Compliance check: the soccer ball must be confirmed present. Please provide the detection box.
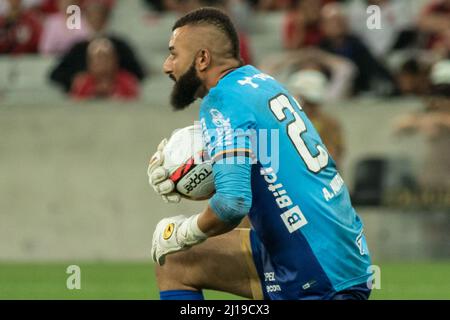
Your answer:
[163,125,215,200]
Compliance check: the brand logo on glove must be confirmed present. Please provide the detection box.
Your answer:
[163,223,175,240]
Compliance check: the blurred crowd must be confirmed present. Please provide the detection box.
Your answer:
[0,0,449,100]
[0,0,146,99]
[0,0,448,195]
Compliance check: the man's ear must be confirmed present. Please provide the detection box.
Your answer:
[196,49,211,72]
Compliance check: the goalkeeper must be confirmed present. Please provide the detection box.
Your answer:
[148,7,372,300]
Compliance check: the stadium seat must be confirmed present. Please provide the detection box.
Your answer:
[351,156,417,206]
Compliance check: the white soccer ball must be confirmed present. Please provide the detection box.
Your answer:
[163,125,215,200]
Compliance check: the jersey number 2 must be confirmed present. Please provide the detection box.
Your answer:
[269,94,329,173]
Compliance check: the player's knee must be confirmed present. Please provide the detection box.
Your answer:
[155,251,184,282]
[155,250,202,290]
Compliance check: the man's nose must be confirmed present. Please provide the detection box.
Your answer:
[163,57,172,75]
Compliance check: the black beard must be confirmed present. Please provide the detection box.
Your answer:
[170,62,202,110]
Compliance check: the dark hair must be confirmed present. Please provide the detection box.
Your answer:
[400,58,421,74]
[430,84,450,97]
[172,7,241,60]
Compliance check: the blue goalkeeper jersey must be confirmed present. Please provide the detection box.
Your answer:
[199,65,371,299]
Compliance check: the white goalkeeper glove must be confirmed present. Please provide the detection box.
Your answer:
[151,214,207,266]
[147,138,181,203]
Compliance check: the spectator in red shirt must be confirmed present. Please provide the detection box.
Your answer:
[49,0,146,92]
[0,0,42,54]
[433,27,450,59]
[418,0,450,50]
[71,38,139,100]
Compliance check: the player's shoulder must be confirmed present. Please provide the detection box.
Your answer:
[202,65,269,109]
[219,64,273,91]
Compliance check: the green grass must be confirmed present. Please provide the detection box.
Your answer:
[0,261,449,300]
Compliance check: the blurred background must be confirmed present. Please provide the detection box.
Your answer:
[0,0,449,299]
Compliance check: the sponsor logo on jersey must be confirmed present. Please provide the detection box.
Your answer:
[260,166,309,233]
[280,206,308,233]
[237,73,274,88]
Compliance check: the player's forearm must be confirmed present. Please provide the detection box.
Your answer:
[195,161,252,237]
[197,204,240,237]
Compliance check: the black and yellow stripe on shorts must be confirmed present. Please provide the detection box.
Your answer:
[237,228,264,300]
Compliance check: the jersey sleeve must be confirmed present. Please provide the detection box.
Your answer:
[200,90,257,164]
[199,90,257,224]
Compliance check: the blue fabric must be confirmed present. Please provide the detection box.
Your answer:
[249,183,334,300]
[209,163,252,224]
[160,290,205,300]
[329,283,371,300]
[250,228,372,300]
[200,65,372,299]
[199,85,255,224]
